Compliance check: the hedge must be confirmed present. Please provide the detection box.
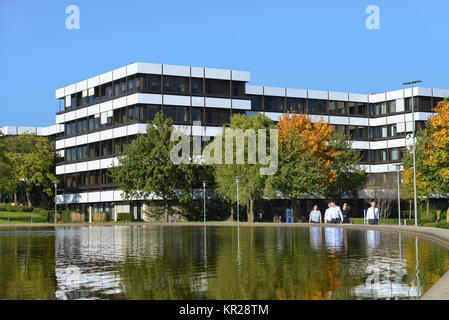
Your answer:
[0,204,34,212]
[117,212,134,222]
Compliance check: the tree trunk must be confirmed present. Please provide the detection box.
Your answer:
[247,199,254,223]
[13,192,18,206]
[426,199,430,217]
[164,202,169,223]
[25,188,32,207]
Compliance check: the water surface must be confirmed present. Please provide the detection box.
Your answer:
[0,225,448,300]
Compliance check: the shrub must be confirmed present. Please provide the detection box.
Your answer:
[117,212,133,222]
[92,211,109,222]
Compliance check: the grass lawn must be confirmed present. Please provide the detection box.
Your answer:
[0,211,48,224]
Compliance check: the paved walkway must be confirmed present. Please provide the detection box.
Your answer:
[1,221,449,299]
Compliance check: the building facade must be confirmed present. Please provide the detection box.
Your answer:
[3,62,448,220]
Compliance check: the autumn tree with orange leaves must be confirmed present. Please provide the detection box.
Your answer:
[266,113,339,219]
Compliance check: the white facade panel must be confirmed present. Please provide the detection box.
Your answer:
[264,112,282,122]
[87,76,100,88]
[415,87,433,97]
[205,127,223,137]
[65,111,76,122]
[286,88,307,98]
[231,70,250,82]
[76,107,88,119]
[100,101,113,113]
[191,67,204,78]
[55,88,65,99]
[100,158,115,169]
[370,164,390,173]
[369,117,387,126]
[112,66,127,80]
[65,163,76,174]
[205,97,231,109]
[307,90,328,100]
[100,129,113,141]
[76,162,88,172]
[370,140,388,149]
[88,160,100,171]
[113,96,127,109]
[191,96,204,107]
[137,93,162,105]
[56,165,65,175]
[163,94,190,106]
[101,191,114,202]
[75,80,88,92]
[76,135,87,145]
[245,85,263,95]
[329,116,349,125]
[329,91,348,101]
[87,104,100,116]
[65,84,76,95]
[135,62,162,75]
[309,115,327,123]
[397,122,405,133]
[348,93,368,103]
[352,141,370,149]
[88,192,101,203]
[386,114,404,125]
[99,71,113,85]
[405,121,414,132]
[113,126,127,138]
[87,132,100,143]
[349,117,369,126]
[368,93,386,103]
[433,88,449,98]
[65,137,76,148]
[396,98,405,112]
[388,138,406,148]
[56,114,65,124]
[163,64,190,77]
[204,68,230,80]
[264,86,285,97]
[55,139,65,150]
[386,90,403,100]
[232,99,251,110]
[192,125,205,136]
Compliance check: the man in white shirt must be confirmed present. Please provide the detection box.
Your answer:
[366,201,380,225]
[331,202,343,224]
[324,202,333,223]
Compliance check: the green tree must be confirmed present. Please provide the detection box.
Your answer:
[325,131,367,200]
[4,133,56,207]
[109,111,195,222]
[212,113,276,222]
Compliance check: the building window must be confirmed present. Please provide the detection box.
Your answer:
[231,81,246,97]
[145,75,161,92]
[205,79,230,96]
[191,78,203,95]
[163,106,176,120]
[146,105,160,122]
[381,126,388,138]
[249,95,262,110]
[391,148,400,161]
[390,124,397,137]
[163,76,175,93]
[387,100,396,113]
[192,107,203,123]
[205,108,230,126]
[175,77,189,94]
[176,106,189,123]
[264,96,284,111]
[286,98,305,113]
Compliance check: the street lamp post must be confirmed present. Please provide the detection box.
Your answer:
[236,177,240,223]
[203,181,206,223]
[54,182,58,225]
[395,164,401,226]
[402,80,422,227]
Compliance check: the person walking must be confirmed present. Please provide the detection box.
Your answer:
[331,202,343,224]
[324,202,333,223]
[366,201,379,225]
[342,203,351,224]
[309,205,322,223]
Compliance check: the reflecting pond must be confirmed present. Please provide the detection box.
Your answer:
[0,225,448,300]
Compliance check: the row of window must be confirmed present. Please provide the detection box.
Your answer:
[249,95,444,116]
[63,74,247,111]
[64,136,137,162]
[62,169,115,190]
[359,147,404,163]
[63,105,248,137]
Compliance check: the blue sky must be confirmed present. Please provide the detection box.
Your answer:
[1,0,448,126]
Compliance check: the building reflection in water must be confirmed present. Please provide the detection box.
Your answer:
[324,227,344,254]
[309,227,322,250]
